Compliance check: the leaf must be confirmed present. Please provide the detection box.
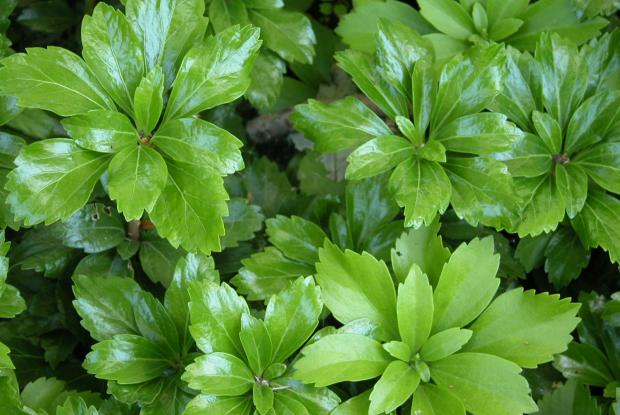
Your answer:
[515,175,565,237]
[84,334,172,384]
[420,328,472,362]
[486,0,528,24]
[6,139,110,226]
[0,47,115,116]
[465,288,579,368]
[184,395,252,415]
[556,163,588,218]
[164,25,261,121]
[208,0,249,33]
[182,352,254,396]
[82,3,144,115]
[571,189,620,263]
[388,158,451,229]
[73,252,133,279]
[249,8,315,64]
[431,44,505,130]
[316,240,398,340]
[554,342,614,387]
[253,383,274,415]
[430,353,538,415]
[56,396,99,415]
[392,223,448,289]
[273,394,310,414]
[266,215,327,264]
[335,0,434,53]
[153,117,244,175]
[72,275,142,341]
[336,49,408,119]
[294,333,391,386]
[53,203,125,253]
[133,66,164,135]
[189,281,249,357]
[544,227,590,289]
[139,234,185,286]
[292,97,391,153]
[107,144,168,221]
[432,237,500,333]
[433,113,522,155]
[233,248,315,301]
[574,142,620,194]
[265,277,322,363]
[149,160,229,254]
[240,313,272,376]
[410,383,465,415]
[61,110,137,153]
[165,253,219,353]
[419,0,475,40]
[535,379,602,415]
[397,265,433,353]
[375,19,434,95]
[246,50,286,110]
[133,291,180,356]
[368,360,420,415]
[346,135,413,180]
[221,198,264,249]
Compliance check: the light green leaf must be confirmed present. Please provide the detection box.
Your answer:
[316,240,398,340]
[134,66,164,135]
[149,160,229,253]
[397,265,433,353]
[369,360,420,415]
[84,334,171,384]
[233,247,315,301]
[411,59,437,138]
[555,163,588,218]
[153,117,244,175]
[388,158,451,229]
[82,3,144,115]
[383,341,411,362]
[253,383,274,415]
[346,135,413,180]
[410,383,465,415]
[0,47,115,116]
[294,333,391,386]
[420,328,472,362]
[184,395,252,415]
[515,175,565,237]
[573,142,620,194]
[266,215,327,264]
[535,379,602,415]
[165,253,219,353]
[430,353,538,415]
[246,50,286,110]
[249,8,315,64]
[72,275,142,341]
[275,377,340,414]
[264,277,321,363]
[240,313,272,375]
[487,0,528,24]
[336,49,409,119]
[291,97,391,153]
[164,25,261,121]
[273,394,310,414]
[432,237,500,333]
[182,352,254,396]
[446,156,520,230]
[62,110,137,153]
[208,0,249,33]
[571,189,620,263]
[418,0,475,40]
[189,281,249,357]
[464,288,580,368]
[6,139,110,226]
[391,219,450,285]
[532,111,562,155]
[107,144,168,221]
[433,113,522,155]
[56,396,99,415]
[499,132,553,178]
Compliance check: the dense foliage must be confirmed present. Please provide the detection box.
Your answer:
[0,0,619,414]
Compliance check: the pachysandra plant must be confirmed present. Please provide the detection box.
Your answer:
[73,253,219,413]
[335,0,611,58]
[232,174,401,300]
[493,31,620,265]
[181,277,340,414]
[0,0,261,254]
[205,0,316,109]
[293,19,523,231]
[294,234,580,415]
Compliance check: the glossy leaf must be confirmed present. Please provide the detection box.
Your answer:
[182,352,254,396]
[133,66,164,135]
[266,215,327,264]
[368,360,419,415]
[346,135,412,180]
[397,265,433,353]
[62,110,137,153]
[410,383,465,415]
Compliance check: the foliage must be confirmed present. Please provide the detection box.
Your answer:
[0,0,619,414]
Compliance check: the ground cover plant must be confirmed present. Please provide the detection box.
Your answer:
[0,0,619,414]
